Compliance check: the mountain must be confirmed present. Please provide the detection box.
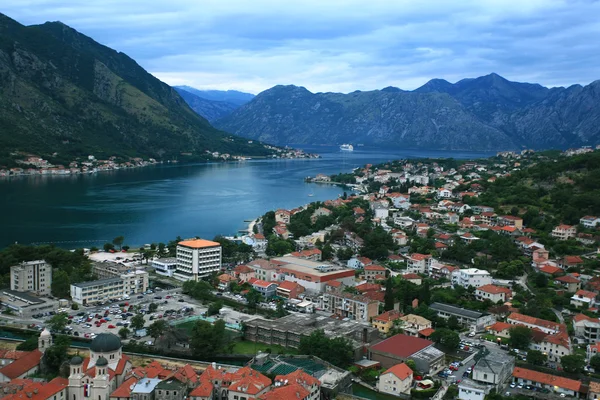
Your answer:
[174,86,255,106]
[174,88,238,122]
[0,14,271,164]
[215,74,600,151]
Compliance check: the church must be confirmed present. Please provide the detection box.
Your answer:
[68,333,132,400]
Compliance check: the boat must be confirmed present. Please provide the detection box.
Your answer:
[308,193,314,197]
[340,144,354,151]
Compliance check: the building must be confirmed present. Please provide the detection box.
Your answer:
[573,313,600,343]
[399,314,432,337]
[276,281,305,299]
[0,377,68,400]
[364,264,387,281]
[377,363,413,396]
[10,260,52,296]
[406,254,432,274]
[155,380,187,400]
[269,370,320,400]
[71,277,125,305]
[92,262,141,280]
[131,378,162,399]
[580,216,600,228]
[430,302,496,332]
[554,275,582,293]
[252,280,279,298]
[571,289,597,308]
[458,379,490,400]
[321,290,379,323]
[452,269,492,289]
[589,381,600,400]
[497,215,523,229]
[475,285,512,303]
[0,290,55,317]
[551,224,577,241]
[368,334,444,374]
[512,367,582,398]
[0,329,49,382]
[275,209,291,224]
[68,333,133,400]
[372,310,403,334]
[536,332,571,364]
[506,313,564,335]
[151,258,178,277]
[233,264,255,282]
[273,256,355,293]
[174,239,222,281]
[472,354,514,387]
[486,322,513,338]
[290,249,322,262]
[120,270,149,295]
[248,259,281,282]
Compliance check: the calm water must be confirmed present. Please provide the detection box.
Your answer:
[0,146,493,248]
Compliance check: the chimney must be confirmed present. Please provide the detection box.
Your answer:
[362,327,368,343]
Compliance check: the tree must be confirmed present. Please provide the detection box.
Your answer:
[430,328,460,350]
[298,329,354,368]
[71,303,79,310]
[405,359,417,373]
[112,236,125,250]
[51,270,71,299]
[321,244,334,260]
[534,273,549,288]
[190,319,227,359]
[337,247,354,261]
[42,335,71,374]
[103,243,115,252]
[508,326,532,350]
[47,313,68,332]
[118,327,130,339]
[526,350,547,365]
[246,288,262,309]
[275,301,287,318]
[447,316,460,331]
[149,303,158,312]
[384,278,395,311]
[207,301,223,316]
[130,314,145,331]
[561,354,585,373]
[590,354,600,371]
[147,320,169,340]
[17,336,38,351]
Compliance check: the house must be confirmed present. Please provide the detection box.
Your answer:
[497,215,523,229]
[372,202,390,219]
[388,193,411,209]
[443,212,459,224]
[430,302,496,332]
[560,255,584,270]
[401,273,422,285]
[252,233,268,252]
[275,209,291,224]
[268,370,320,400]
[437,188,453,198]
[276,281,305,299]
[538,264,562,277]
[364,265,387,281]
[512,367,582,398]
[273,223,290,239]
[372,310,404,334]
[554,275,582,292]
[347,257,372,269]
[472,353,515,387]
[1,377,68,400]
[311,207,332,224]
[434,242,448,252]
[406,254,432,274]
[377,363,413,396]
[429,263,458,280]
[247,259,281,282]
[535,332,571,364]
[573,313,600,343]
[589,381,600,400]
[252,280,279,298]
[552,224,577,241]
[217,273,236,291]
[290,249,322,262]
[452,268,492,289]
[531,248,550,269]
[392,232,408,246]
[507,313,564,335]
[321,290,380,322]
[580,216,600,228]
[475,285,512,303]
[399,314,432,337]
[233,264,255,283]
[459,232,480,243]
[486,321,513,338]
[587,342,600,361]
[368,334,444,374]
[571,289,597,308]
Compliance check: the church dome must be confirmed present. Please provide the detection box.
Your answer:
[90,333,122,353]
[40,328,51,337]
[96,356,108,367]
[70,355,83,365]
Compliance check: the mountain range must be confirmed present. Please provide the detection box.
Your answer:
[215,73,600,150]
[173,86,254,122]
[0,13,270,164]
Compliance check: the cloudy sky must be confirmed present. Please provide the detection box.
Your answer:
[4,0,600,94]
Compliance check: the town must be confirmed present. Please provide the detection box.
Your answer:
[2,146,600,400]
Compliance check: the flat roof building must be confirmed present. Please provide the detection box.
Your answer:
[273,256,355,292]
[174,239,222,281]
[0,289,55,317]
[430,302,496,332]
[10,260,52,296]
[321,290,380,323]
[151,258,178,277]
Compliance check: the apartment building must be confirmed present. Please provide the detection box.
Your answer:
[430,302,496,332]
[364,264,387,281]
[92,262,138,279]
[573,313,600,343]
[580,216,600,228]
[406,254,432,274]
[475,284,512,303]
[372,310,403,334]
[377,363,413,396]
[121,270,149,295]
[399,314,432,337]
[151,258,178,277]
[174,239,222,281]
[70,277,124,305]
[452,268,492,288]
[551,224,577,241]
[497,215,523,229]
[10,260,52,296]
[321,290,379,323]
[507,313,564,335]
[274,256,355,292]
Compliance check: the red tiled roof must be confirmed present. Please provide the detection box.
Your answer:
[573,313,598,323]
[110,376,138,398]
[365,264,386,271]
[254,233,266,240]
[114,354,130,375]
[326,280,343,288]
[370,334,432,358]
[564,256,583,264]
[512,367,581,392]
[252,279,277,289]
[418,328,435,337]
[543,332,570,349]
[402,273,421,280]
[228,372,271,395]
[555,275,580,284]
[277,281,302,291]
[410,253,431,261]
[189,381,214,397]
[575,289,597,299]
[235,264,254,274]
[3,377,67,400]
[274,369,320,388]
[0,350,28,360]
[539,265,562,275]
[259,384,310,400]
[384,363,413,381]
[374,310,403,323]
[435,242,448,249]
[477,284,512,296]
[488,322,512,332]
[0,350,42,379]
[507,313,564,332]
[356,283,382,293]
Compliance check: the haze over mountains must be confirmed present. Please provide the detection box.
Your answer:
[215,73,600,151]
[0,13,270,162]
[174,86,254,122]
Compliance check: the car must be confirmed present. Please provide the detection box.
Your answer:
[505,392,511,397]
[560,394,566,398]
[154,296,162,300]
[84,333,91,338]
[166,295,172,299]
[525,385,532,390]
[137,295,144,299]
[468,332,476,337]
[178,299,185,302]
[108,325,116,329]
[73,331,80,336]
[510,383,516,388]
[466,368,473,374]
[105,317,111,321]
[414,375,423,381]
[517,384,523,389]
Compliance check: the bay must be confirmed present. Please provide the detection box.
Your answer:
[0,146,494,248]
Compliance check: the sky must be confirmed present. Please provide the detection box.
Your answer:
[4,0,600,94]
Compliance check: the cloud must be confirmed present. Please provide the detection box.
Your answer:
[3,0,600,93]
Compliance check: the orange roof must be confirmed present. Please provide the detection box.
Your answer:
[356,283,382,293]
[384,363,413,380]
[501,226,517,232]
[3,377,68,400]
[178,239,220,248]
[374,310,403,323]
[410,253,431,261]
[252,279,277,289]
[573,313,598,323]
[259,383,310,400]
[555,275,580,283]
[110,376,138,398]
[326,280,343,288]
[365,264,386,271]
[254,233,266,240]
[402,273,421,280]
[235,264,254,274]
[488,321,512,332]
[564,256,583,264]
[539,265,562,275]
[228,372,271,395]
[277,281,303,291]
[0,350,42,379]
[575,289,597,299]
[274,369,320,388]
[507,313,564,332]
[477,284,512,296]
[512,367,581,392]
[189,381,214,397]
[543,332,570,349]
[418,328,435,337]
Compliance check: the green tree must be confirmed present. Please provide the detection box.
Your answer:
[337,247,354,261]
[71,303,79,310]
[561,354,585,373]
[51,270,71,298]
[430,328,460,350]
[16,336,38,351]
[103,243,115,252]
[112,236,125,250]
[590,354,600,371]
[207,301,223,316]
[321,244,334,260]
[118,327,130,339]
[246,288,262,309]
[447,316,460,331]
[47,313,68,332]
[405,359,417,373]
[526,350,547,365]
[275,301,287,318]
[190,319,227,359]
[149,303,158,312]
[130,314,145,331]
[384,278,395,311]
[147,320,169,340]
[298,329,353,368]
[508,326,532,350]
[42,335,71,374]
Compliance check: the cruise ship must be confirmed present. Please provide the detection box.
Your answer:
[340,144,354,151]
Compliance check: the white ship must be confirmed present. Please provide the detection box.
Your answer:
[340,144,354,151]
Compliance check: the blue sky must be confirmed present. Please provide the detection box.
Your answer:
[4,0,600,94]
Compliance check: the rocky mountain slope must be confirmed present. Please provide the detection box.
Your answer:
[175,86,254,106]
[173,88,239,122]
[0,13,271,163]
[215,73,600,150]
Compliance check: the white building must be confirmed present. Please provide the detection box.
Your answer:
[377,363,413,396]
[174,239,222,281]
[458,380,489,400]
[452,268,492,289]
[406,254,433,274]
[151,258,178,277]
[580,216,600,228]
[551,224,577,241]
[475,284,512,303]
[70,271,148,305]
[10,260,52,296]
